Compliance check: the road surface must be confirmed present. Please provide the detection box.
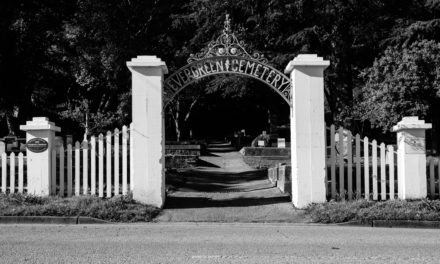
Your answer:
[1,223,439,263]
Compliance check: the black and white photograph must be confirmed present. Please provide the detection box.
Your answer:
[1,0,440,263]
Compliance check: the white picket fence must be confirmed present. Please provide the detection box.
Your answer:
[0,152,26,194]
[51,125,133,197]
[427,157,440,199]
[325,125,397,200]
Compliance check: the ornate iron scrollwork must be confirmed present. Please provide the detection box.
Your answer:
[187,14,268,64]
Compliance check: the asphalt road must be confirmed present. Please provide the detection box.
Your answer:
[1,223,440,264]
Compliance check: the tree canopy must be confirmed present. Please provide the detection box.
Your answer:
[1,0,439,148]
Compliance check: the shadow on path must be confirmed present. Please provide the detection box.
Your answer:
[156,151,307,223]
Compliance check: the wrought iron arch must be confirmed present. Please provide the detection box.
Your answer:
[163,15,291,108]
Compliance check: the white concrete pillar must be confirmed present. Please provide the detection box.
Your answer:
[392,116,431,199]
[127,56,168,208]
[20,117,60,195]
[284,54,330,208]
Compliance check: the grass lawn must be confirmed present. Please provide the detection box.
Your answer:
[0,193,160,222]
[305,199,440,223]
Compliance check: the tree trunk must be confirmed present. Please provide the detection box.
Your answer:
[174,118,181,142]
[5,111,15,136]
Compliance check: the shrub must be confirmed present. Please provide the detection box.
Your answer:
[305,199,440,223]
[0,193,160,222]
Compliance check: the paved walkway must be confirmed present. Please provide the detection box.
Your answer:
[155,151,308,222]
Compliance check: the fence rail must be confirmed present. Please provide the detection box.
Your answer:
[427,157,440,199]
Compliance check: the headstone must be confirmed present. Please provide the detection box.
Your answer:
[277,138,286,148]
[66,135,73,146]
[55,136,64,148]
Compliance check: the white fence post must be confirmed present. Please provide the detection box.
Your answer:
[20,117,60,196]
[392,116,432,199]
[127,56,168,207]
[284,54,329,208]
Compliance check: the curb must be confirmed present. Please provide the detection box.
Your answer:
[337,220,440,229]
[0,216,109,224]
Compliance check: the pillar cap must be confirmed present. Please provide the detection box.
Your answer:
[20,117,61,132]
[392,116,432,132]
[127,55,168,74]
[284,54,330,74]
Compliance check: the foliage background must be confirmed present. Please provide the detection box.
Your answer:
[1,0,439,149]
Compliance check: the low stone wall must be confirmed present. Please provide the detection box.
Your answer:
[267,164,292,196]
[165,155,198,169]
[244,156,290,169]
[241,147,290,156]
[241,147,290,169]
[165,144,202,169]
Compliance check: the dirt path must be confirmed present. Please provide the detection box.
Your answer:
[155,151,309,223]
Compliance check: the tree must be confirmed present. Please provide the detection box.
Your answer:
[0,0,75,136]
[354,40,440,152]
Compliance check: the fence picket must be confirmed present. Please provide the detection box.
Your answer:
[430,158,435,199]
[130,123,134,191]
[330,125,336,198]
[59,145,65,197]
[51,149,56,195]
[114,128,120,195]
[98,134,104,198]
[106,131,112,197]
[380,143,386,200]
[90,136,96,196]
[372,140,378,200]
[1,153,6,193]
[364,137,370,199]
[75,142,80,196]
[388,145,395,200]
[338,127,344,197]
[18,153,24,193]
[438,159,440,199]
[82,140,88,195]
[10,152,15,193]
[67,144,72,197]
[347,131,353,200]
[355,134,361,198]
[324,123,328,197]
[122,126,128,195]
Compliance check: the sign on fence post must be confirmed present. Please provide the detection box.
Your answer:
[20,117,60,196]
[392,116,431,199]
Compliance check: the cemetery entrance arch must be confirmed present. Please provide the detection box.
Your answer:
[163,16,291,107]
[127,15,329,209]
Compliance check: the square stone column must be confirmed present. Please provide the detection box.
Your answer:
[20,117,60,195]
[285,54,330,208]
[392,116,432,199]
[127,56,168,208]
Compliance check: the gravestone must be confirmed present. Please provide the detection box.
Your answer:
[277,138,286,148]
